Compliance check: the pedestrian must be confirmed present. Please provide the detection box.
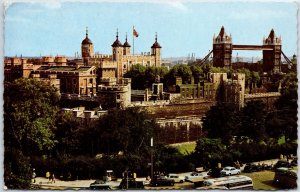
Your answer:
[49,172,53,183]
[52,173,56,183]
[46,171,50,180]
[32,169,36,183]
[236,161,240,169]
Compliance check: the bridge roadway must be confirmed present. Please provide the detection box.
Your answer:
[232,45,273,50]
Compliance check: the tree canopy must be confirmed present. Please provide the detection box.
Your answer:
[4,78,59,154]
[4,78,60,188]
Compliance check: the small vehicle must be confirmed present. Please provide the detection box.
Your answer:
[105,170,117,181]
[150,175,175,187]
[274,167,297,189]
[185,172,208,182]
[261,163,273,170]
[119,178,144,189]
[243,163,262,173]
[197,175,253,190]
[290,158,297,167]
[207,167,222,178]
[166,174,184,183]
[89,180,112,190]
[274,160,291,169]
[220,166,240,176]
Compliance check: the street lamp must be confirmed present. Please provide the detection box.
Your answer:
[150,137,153,180]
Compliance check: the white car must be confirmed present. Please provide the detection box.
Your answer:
[166,174,185,183]
[185,172,208,182]
[220,166,241,176]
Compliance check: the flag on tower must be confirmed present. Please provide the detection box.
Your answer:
[133,28,139,37]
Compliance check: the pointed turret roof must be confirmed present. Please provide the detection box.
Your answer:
[268,29,275,39]
[123,33,131,47]
[151,33,162,48]
[112,29,123,47]
[82,27,93,45]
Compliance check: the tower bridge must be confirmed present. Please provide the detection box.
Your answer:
[198,26,293,73]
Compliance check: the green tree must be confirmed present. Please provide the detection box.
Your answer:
[54,111,84,157]
[241,100,267,143]
[265,72,298,142]
[189,64,204,79]
[194,138,226,167]
[144,66,168,88]
[249,71,260,93]
[164,64,193,86]
[97,107,159,155]
[124,64,146,89]
[4,78,59,189]
[4,149,32,189]
[124,65,168,89]
[202,102,240,145]
[277,72,297,110]
[4,78,59,155]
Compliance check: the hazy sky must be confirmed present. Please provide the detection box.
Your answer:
[4,0,298,58]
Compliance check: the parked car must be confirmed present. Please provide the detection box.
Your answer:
[290,158,298,167]
[118,178,144,189]
[166,174,184,183]
[207,167,222,178]
[243,163,262,173]
[185,172,208,182]
[105,170,117,181]
[274,167,297,189]
[89,180,112,190]
[150,175,175,187]
[220,166,241,176]
[274,160,291,169]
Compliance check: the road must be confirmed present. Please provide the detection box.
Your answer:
[32,158,293,190]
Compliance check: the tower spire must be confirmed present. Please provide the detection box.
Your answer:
[125,32,128,42]
[155,32,158,42]
[116,28,119,40]
[86,26,88,38]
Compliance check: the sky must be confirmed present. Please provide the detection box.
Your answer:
[4,0,298,58]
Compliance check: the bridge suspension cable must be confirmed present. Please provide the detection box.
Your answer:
[196,50,224,67]
[281,51,293,69]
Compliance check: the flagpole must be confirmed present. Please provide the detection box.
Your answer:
[133,25,135,56]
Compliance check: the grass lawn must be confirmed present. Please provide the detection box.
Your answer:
[170,142,196,155]
[242,171,280,190]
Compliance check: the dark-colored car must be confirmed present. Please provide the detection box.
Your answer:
[290,158,298,167]
[207,167,222,178]
[243,163,262,173]
[274,167,297,189]
[150,176,175,187]
[119,178,144,189]
[274,160,291,169]
[89,180,112,190]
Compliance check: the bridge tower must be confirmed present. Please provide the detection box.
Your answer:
[213,26,232,68]
[263,29,282,73]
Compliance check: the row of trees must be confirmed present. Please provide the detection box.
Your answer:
[194,71,297,167]
[4,78,188,188]
[124,63,261,93]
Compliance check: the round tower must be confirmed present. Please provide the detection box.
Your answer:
[111,29,123,61]
[123,33,131,55]
[151,33,162,67]
[111,29,123,80]
[81,27,94,64]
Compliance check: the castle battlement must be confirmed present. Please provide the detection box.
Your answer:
[245,92,280,98]
[97,85,129,92]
